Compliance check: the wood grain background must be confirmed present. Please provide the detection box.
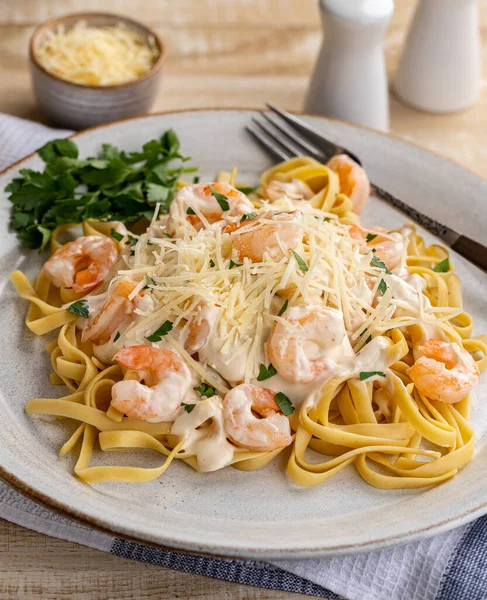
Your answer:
[1,1,487,598]
[1,0,487,176]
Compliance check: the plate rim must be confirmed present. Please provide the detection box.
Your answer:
[1,107,487,559]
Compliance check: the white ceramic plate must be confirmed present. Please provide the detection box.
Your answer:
[1,109,486,560]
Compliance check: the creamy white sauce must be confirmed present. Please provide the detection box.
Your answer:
[256,335,393,410]
[171,397,235,472]
[83,291,109,316]
[93,336,120,364]
[253,373,323,407]
[199,334,251,384]
[391,273,431,316]
[134,293,156,314]
[334,335,392,381]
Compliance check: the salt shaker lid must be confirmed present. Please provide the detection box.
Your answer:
[321,0,394,23]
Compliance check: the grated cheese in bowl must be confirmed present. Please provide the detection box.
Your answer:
[36,20,160,86]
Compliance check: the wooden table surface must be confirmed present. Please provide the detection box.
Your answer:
[1,0,486,598]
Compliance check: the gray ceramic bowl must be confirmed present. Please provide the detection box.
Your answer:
[29,12,165,130]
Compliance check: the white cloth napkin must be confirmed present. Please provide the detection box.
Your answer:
[0,114,478,600]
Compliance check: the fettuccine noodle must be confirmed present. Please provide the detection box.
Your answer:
[11,155,486,488]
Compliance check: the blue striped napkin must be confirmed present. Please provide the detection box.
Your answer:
[1,114,486,600]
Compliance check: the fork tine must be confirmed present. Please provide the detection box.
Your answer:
[265,104,362,165]
[245,124,291,162]
[259,112,325,162]
[252,117,307,160]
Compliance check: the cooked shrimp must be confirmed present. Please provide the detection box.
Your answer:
[327,154,370,214]
[267,305,352,384]
[407,339,480,404]
[223,210,303,262]
[43,235,118,294]
[349,225,405,270]
[82,278,138,345]
[111,346,192,422]
[263,178,314,203]
[169,182,254,230]
[182,302,219,354]
[222,384,292,451]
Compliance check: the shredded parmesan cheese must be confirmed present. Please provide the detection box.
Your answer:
[36,21,159,86]
[91,193,450,389]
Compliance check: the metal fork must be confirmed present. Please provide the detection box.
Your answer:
[247,104,487,273]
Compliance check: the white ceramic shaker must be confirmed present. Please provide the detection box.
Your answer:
[304,0,394,131]
[394,0,481,113]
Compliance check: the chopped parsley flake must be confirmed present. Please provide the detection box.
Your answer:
[291,250,308,272]
[146,274,157,287]
[275,392,295,416]
[181,402,196,414]
[370,254,391,274]
[236,186,258,194]
[110,228,124,242]
[186,207,196,215]
[257,363,277,381]
[128,235,138,247]
[378,279,388,294]
[229,259,242,269]
[146,320,173,342]
[195,383,217,398]
[359,371,386,381]
[209,185,230,211]
[240,212,257,223]
[433,258,450,273]
[366,233,377,243]
[67,299,89,319]
[209,259,215,268]
[114,331,121,342]
[277,299,288,317]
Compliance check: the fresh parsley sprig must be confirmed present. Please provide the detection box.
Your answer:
[6,129,195,250]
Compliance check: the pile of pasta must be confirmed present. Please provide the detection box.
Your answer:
[11,156,487,488]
